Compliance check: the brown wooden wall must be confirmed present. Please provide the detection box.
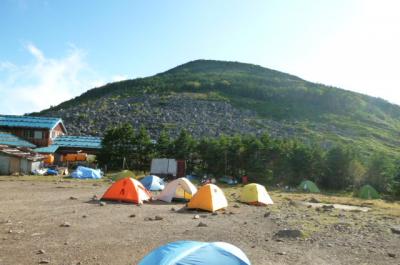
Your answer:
[0,123,65,147]
[51,123,66,138]
[0,127,51,147]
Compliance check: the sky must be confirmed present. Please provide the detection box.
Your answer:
[0,0,399,114]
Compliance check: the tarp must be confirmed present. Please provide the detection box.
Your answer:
[157,178,197,202]
[240,183,273,205]
[357,184,380,199]
[138,241,251,265]
[32,168,47,176]
[71,166,102,179]
[188,184,228,212]
[140,175,165,191]
[298,180,320,193]
[46,169,58,176]
[101,177,151,204]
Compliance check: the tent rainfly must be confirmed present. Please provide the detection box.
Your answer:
[140,175,165,191]
[102,177,151,204]
[299,180,320,193]
[187,184,228,212]
[240,183,273,205]
[357,184,380,199]
[156,177,197,202]
[138,241,251,265]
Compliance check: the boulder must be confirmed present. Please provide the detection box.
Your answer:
[154,216,163,221]
[274,229,303,239]
[198,222,208,227]
[60,222,71,228]
[391,226,400,234]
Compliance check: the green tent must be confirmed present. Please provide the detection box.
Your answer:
[357,184,380,199]
[299,180,320,193]
[114,170,135,181]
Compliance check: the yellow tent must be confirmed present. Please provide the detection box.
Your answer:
[187,184,228,212]
[240,183,273,205]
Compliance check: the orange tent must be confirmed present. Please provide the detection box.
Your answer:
[187,184,228,212]
[101,177,152,204]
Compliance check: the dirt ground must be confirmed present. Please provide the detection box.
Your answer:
[0,178,399,265]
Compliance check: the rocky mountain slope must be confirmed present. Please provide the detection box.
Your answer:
[37,60,400,157]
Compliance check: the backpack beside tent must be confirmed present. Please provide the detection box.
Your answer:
[138,241,251,265]
[156,177,197,202]
[299,180,320,193]
[357,184,380,199]
[240,183,273,205]
[101,177,151,204]
[188,184,228,212]
[140,175,165,191]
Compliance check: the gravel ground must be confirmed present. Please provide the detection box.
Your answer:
[0,180,399,265]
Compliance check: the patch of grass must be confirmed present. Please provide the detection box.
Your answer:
[274,191,400,217]
[221,186,400,217]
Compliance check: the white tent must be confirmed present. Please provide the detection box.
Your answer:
[156,177,198,202]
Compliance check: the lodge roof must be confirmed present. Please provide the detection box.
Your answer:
[0,131,36,148]
[0,115,67,133]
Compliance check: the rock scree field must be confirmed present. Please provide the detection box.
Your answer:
[0,177,399,265]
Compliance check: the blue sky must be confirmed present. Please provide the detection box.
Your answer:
[1,0,399,114]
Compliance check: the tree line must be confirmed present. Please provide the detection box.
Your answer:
[98,124,400,198]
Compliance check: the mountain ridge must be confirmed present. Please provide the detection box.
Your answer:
[36,59,400,157]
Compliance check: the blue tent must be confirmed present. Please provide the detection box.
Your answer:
[71,166,102,179]
[138,241,251,265]
[140,175,165,191]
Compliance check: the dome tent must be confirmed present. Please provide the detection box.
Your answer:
[114,170,135,181]
[138,241,251,265]
[240,183,273,205]
[101,177,151,204]
[188,184,228,212]
[156,177,197,202]
[357,184,380,199]
[140,175,165,191]
[298,180,320,193]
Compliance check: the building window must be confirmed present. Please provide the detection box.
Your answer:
[23,130,34,138]
[34,131,44,139]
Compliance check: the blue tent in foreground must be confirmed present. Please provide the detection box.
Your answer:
[140,175,165,191]
[71,166,102,179]
[138,241,251,265]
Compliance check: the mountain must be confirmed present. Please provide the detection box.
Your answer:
[37,59,400,157]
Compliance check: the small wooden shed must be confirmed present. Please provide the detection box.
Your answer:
[0,146,44,175]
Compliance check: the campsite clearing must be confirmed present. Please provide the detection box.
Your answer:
[0,177,399,265]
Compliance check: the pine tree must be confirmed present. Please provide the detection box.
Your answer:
[97,123,136,170]
[133,125,153,171]
[156,129,171,158]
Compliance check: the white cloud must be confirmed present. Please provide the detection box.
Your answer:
[295,0,400,105]
[0,44,128,114]
[26,43,45,62]
[0,62,17,71]
[112,75,128,82]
